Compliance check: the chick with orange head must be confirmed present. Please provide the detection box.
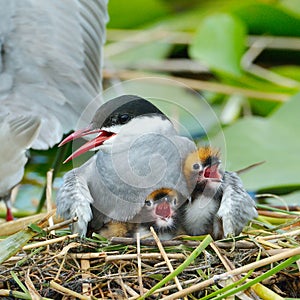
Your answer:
[99,188,183,240]
[182,146,257,239]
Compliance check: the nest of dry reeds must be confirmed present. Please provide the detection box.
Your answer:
[0,204,300,300]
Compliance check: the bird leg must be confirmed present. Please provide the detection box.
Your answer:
[2,193,14,221]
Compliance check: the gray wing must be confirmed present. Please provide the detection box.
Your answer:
[91,133,197,222]
[0,0,108,149]
[216,171,257,237]
[56,156,97,236]
[0,114,41,197]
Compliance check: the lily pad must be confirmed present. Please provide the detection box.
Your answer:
[212,93,300,191]
[189,13,246,77]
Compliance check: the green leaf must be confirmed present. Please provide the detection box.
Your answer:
[148,274,164,281]
[249,99,281,117]
[248,65,300,115]
[280,0,300,19]
[234,3,300,36]
[212,92,300,191]
[10,271,30,296]
[140,235,213,299]
[0,229,36,264]
[156,0,258,32]
[189,13,246,77]
[212,254,300,300]
[107,0,170,29]
[28,223,44,234]
[92,233,109,242]
[271,65,300,83]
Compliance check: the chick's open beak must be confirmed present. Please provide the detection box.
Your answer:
[155,201,172,220]
[59,126,115,163]
[203,160,223,182]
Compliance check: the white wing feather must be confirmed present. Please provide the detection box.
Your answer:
[0,114,41,196]
[0,0,108,199]
[0,0,108,149]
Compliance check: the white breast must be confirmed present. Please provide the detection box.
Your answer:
[184,195,219,235]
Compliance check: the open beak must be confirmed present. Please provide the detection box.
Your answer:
[59,126,116,163]
[155,201,172,220]
[203,160,223,182]
[58,125,102,147]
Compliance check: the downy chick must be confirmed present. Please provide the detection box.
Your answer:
[99,188,182,240]
[182,147,257,239]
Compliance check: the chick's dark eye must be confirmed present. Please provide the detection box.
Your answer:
[145,200,153,207]
[119,113,131,124]
[193,163,200,170]
[173,198,177,206]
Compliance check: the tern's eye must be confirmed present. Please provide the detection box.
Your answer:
[193,163,200,170]
[119,113,131,124]
[145,200,153,207]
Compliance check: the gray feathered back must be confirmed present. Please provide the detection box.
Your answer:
[90,133,196,221]
[57,122,197,235]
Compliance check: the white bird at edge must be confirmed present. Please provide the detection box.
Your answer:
[0,0,108,220]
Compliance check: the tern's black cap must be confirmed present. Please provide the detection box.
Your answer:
[91,95,167,129]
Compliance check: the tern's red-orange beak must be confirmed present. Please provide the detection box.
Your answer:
[58,125,101,147]
[59,126,115,163]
